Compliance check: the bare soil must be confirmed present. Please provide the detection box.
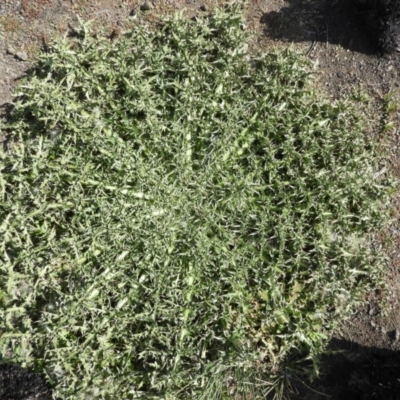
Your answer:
[1,1,400,399]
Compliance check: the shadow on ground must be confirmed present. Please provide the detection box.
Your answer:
[0,362,53,400]
[260,0,379,56]
[289,338,400,400]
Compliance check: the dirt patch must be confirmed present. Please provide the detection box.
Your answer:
[1,1,400,399]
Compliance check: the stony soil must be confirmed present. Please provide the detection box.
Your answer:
[1,1,400,399]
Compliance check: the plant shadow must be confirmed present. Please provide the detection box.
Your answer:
[260,0,380,56]
[0,361,55,400]
[289,337,400,400]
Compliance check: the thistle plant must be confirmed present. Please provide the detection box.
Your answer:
[0,6,392,400]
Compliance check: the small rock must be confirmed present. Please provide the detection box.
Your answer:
[6,45,16,55]
[200,4,208,11]
[15,51,28,61]
[140,1,153,11]
[130,8,137,16]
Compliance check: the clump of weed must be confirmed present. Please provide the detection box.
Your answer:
[0,6,393,400]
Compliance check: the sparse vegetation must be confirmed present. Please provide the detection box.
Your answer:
[0,6,393,400]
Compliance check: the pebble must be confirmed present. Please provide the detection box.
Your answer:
[15,51,28,61]
[140,1,153,11]
[6,45,16,55]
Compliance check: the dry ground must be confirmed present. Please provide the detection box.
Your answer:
[1,1,400,399]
